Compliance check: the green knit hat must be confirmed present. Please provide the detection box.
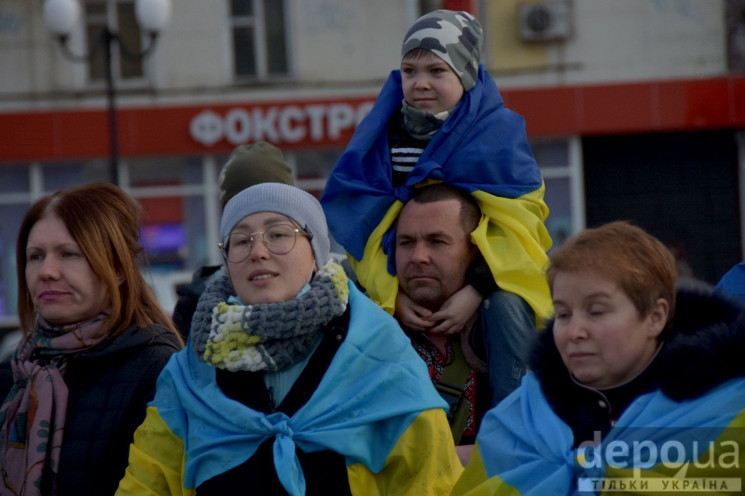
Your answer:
[217,142,294,209]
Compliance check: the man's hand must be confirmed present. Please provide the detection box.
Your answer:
[427,285,482,335]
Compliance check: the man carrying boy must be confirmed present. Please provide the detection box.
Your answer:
[322,10,553,334]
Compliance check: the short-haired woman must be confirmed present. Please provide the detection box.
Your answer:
[454,221,745,495]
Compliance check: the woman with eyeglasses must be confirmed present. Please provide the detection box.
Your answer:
[116,182,463,495]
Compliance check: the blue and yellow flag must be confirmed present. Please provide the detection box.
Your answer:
[454,373,745,495]
[151,282,450,494]
[321,66,552,324]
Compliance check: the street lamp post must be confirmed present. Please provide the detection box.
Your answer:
[43,0,172,185]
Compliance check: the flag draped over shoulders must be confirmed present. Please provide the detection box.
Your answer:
[149,282,450,494]
[454,373,745,495]
[321,66,552,323]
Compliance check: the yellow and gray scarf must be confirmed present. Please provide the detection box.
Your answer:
[191,261,349,372]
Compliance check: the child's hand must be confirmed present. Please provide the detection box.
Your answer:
[395,290,435,332]
[427,285,483,335]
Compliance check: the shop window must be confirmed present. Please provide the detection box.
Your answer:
[290,148,341,197]
[727,0,745,71]
[231,0,288,79]
[128,157,211,272]
[0,165,29,194]
[0,164,40,328]
[44,161,111,192]
[0,204,27,328]
[531,137,584,248]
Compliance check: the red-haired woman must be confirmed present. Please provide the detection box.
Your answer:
[0,182,183,496]
[455,221,745,495]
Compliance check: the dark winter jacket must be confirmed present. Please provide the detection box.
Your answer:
[0,323,181,496]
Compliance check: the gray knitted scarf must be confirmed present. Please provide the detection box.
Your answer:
[191,260,349,372]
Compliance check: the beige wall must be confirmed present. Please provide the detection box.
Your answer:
[0,0,730,102]
[486,1,552,74]
[484,0,726,89]
[291,0,408,83]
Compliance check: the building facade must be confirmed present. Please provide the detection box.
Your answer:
[0,0,743,327]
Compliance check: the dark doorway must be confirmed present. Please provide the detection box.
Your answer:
[583,130,741,285]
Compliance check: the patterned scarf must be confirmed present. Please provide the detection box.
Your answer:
[191,261,349,372]
[400,99,451,140]
[0,312,110,496]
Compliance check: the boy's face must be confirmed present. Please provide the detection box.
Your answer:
[401,50,464,114]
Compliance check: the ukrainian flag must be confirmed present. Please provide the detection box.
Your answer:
[321,66,553,324]
[453,373,745,495]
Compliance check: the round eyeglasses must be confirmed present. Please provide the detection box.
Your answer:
[218,224,310,263]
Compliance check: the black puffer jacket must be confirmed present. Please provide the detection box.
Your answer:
[0,324,182,496]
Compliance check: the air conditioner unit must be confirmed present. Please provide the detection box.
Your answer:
[519,1,572,42]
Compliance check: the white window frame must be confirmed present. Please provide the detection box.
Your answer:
[533,136,586,239]
[230,0,289,81]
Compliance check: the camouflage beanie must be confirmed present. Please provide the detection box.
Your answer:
[218,142,294,210]
[401,10,483,92]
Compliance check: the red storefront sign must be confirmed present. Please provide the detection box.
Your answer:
[0,96,376,162]
[1,75,744,162]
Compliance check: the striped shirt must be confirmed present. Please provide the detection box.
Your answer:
[387,113,431,187]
